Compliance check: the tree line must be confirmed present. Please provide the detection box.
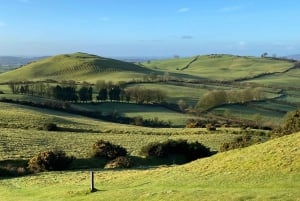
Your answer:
[8,80,166,104]
[196,87,265,111]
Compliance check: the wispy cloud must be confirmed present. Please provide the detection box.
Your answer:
[220,6,242,12]
[181,35,193,39]
[99,17,110,22]
[177,7,190,13]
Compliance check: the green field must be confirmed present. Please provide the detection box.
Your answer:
[72,102,196,127]
[0,52,152,83]
[0,132,299,201]
[0,52,299,200]
[143,54,295,81]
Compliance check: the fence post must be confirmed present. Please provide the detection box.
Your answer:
[90,171,95,192]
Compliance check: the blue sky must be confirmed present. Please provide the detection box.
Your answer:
[0,0,299,57]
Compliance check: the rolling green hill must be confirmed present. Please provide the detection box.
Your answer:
[143,54,295,81]
[0,131,298,200]
[0,52,152,83]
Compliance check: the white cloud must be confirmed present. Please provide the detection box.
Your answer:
[177,7,190,13]
[220,6,242,12]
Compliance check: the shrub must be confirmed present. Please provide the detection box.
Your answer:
[219,135,256,152]
[206,124,216,131]
[104,156,133,169]
[140,139,211,163]
[91,140,127,159]
[28,150,75,172]
[43,123,58,131]
[0,91,4,94]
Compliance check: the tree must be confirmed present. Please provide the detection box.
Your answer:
[97,88,108,101]
[78,86,89,102]
[261,52,268,58]
[88,86,93,101]
[178,99,187,112]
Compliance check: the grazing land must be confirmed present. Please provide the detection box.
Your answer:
[0,132,299,201]
[0,52,299,200]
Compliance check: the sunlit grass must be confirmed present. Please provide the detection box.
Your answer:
[0,132,299,201]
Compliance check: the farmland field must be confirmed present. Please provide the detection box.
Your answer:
[0,52,299,201]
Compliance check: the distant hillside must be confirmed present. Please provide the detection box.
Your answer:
[286,54,300,61]
[0,56,47,73]
[143,54,295,81]
[0,52,152,83]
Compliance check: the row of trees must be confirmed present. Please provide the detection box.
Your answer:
[196,87,265,111]
[8,81,167,104]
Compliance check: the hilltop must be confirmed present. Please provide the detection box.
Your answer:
[0,52,152,83]
[142,54,296,81]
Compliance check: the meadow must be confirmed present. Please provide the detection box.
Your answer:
[0,52,299,200]
[0,132,299,201]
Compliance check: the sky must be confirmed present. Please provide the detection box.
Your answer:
[0,0,299,57]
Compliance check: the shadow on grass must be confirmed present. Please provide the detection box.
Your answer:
[0,159,29,178]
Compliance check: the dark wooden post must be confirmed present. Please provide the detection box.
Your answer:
[90,171,95,192]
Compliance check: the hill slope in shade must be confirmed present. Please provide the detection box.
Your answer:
[0,132,299,200]
[143,54,295,81]
[0,52,151,82]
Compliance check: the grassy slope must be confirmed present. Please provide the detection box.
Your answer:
[0,102,240,159]
[244,68,300,87]
[0,52,151,83]
[72,102,195,127]
[0,132,299,201]
[143,54,294,81]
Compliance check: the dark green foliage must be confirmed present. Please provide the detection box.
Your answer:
[96,88,108,101]
[104,156,133,169]
[140,139,211,162]
[0,90,4,94]
[281,109,300,135]
[206,124,216,131]
[92,140,127,159]
[78,86,90,102]
[43,123,58,131]
[28,150,75,172]
[219,135,257,152]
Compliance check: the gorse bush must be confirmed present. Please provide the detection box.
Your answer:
[91,140,127,159]
[43,123,58,131]
[104,156,133,169]
[140,139,211,163]
[219,135,261,152]
[28,150,75,172]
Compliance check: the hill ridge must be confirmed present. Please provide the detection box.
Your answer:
[0,52,152,82]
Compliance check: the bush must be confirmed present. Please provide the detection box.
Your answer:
[104,156,133,169]
[140,139,211,163]
[91,140,127,159]
[43,123,58,131]
[219,135,255,152]
[28,150,75,172]
[0,91,4,94]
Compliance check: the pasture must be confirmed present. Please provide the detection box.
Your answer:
[0,132,299,201]
[143,54,294,81]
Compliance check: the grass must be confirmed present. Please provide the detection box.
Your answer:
[244,68,300,88]
[143,54,294,81]
[0,102,242,160]
[73,102,195,127]
[0,132,299,201]
[0,52,152,83]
